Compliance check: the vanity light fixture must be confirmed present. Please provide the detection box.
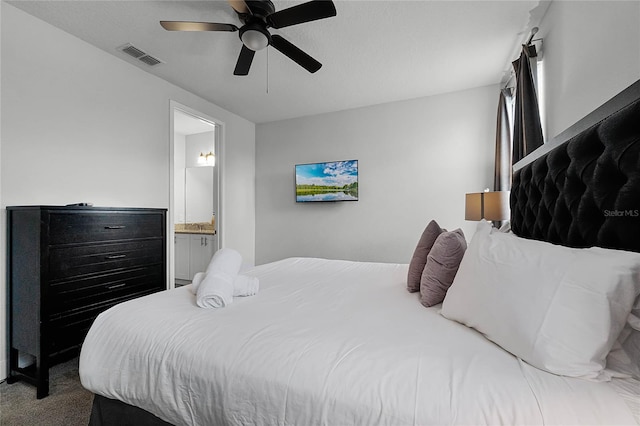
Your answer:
[198,151,215,166]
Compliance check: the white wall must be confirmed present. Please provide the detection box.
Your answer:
[185,131,215,168]
[255,0,640,267]
[255,85,498,265]
[539,1,640,139]
[174,133,187,222]
[0,3,256,379]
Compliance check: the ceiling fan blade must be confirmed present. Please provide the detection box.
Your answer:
[267,0,336,29]
[160,21,238,32]
[270,34,322,73]
[228,0,251,15]
[234,45,256,76]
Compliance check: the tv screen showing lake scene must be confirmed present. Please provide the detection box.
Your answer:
[295,160,358,202]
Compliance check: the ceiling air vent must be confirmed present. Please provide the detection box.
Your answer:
[118,43,164,67]
[138,55,162,66]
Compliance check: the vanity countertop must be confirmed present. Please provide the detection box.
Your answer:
[175,222,215,235]
[175,229,216,235]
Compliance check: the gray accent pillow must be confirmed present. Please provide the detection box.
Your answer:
[407,220,444,293]
[420,228,467,307]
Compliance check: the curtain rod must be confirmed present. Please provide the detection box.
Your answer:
[526,27,539,45]
[502,27,542,90]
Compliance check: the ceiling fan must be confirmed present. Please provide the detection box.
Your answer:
[160,0,336,76]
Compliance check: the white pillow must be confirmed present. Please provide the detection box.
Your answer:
[441,220,640,381]
[607,302,640,379]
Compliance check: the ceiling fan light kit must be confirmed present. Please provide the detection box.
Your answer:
[160,0,336,76]
[240,23,271,51]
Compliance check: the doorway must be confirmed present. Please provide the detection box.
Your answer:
[170,102,222,288]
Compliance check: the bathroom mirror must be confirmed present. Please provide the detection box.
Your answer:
[185,167,215,223]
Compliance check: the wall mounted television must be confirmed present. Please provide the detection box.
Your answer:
[295,160,358,202]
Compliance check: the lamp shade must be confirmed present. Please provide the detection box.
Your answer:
[465,193,484,220]
[465,191,510,221]
[483,191,510,221]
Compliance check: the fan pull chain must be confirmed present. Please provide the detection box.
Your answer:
[266,47,270,94]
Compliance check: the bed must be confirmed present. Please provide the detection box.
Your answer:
[80,79,640,426]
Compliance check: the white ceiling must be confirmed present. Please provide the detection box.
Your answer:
[8,0,547,124]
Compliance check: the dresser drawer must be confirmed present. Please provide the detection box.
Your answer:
[48,316,93,355]
[49,265,164,317]
[48,306,102,354]
[48,211,164,244]
[48,288,159,354]
[49,239,163,280]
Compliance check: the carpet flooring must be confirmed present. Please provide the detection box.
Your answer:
[0,357,93,426]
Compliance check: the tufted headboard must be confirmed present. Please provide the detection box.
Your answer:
[510,80,640,253]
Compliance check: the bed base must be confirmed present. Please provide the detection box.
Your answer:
[89,395,174,426]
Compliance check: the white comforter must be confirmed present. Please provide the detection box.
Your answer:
[79,258,637,425]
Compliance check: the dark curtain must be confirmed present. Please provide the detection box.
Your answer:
[494,88,513,191]
[512,45,543,164]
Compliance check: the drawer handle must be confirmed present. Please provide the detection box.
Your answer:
[106,283,127,290]
[104,225,126,229]
[105,254,126,260]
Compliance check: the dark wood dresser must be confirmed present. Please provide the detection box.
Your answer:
[6,206,167,398]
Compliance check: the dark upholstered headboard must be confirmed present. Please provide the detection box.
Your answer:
[510,80,640,253]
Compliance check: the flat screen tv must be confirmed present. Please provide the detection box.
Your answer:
[295,160,358,202]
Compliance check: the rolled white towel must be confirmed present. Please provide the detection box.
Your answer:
[233,274,260,297]
[196,271,235,308]
[190,272,206,293]
[191,272,259,297]
[195,248,243,309]
[206,248,242,276]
